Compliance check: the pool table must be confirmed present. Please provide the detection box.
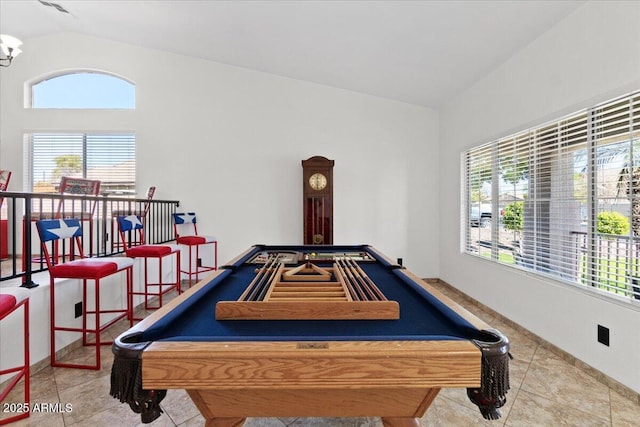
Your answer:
[110,245,510,426]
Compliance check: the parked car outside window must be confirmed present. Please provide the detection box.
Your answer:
[470,206,492,228]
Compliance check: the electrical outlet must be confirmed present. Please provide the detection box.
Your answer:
[74,302,83,319]
[597,325,609,346]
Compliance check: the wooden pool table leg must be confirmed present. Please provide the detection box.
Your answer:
[381,387,440,427]
[380,417,421,427]
[204,417,246,427]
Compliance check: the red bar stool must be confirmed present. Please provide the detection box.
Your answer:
[36,218,133,370]
[23,177,101,284]
[117,214,181,320]
[173,213,217,288]
[110,186,156,252]
[0,287,30,425]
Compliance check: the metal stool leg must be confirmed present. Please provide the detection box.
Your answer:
[0,297,30,425]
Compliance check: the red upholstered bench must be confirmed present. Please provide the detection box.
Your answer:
[0,287,30,425]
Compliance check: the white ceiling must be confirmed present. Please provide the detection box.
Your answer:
[0,0,585,108]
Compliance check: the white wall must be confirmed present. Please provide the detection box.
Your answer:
[0,31,439,369]
[439,1,640,393]
[0,31,439,275]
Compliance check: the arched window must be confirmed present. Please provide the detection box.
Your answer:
[31,71,135,109]
[26,71,136,196]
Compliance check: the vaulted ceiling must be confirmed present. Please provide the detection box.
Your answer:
[0,0,585,108]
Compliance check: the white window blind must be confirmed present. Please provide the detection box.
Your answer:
[26,133,136,196]
[464,91,640,301]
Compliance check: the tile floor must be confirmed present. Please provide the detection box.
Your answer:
[1,281,639,427]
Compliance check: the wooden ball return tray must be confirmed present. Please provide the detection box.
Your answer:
[216,257,399,320]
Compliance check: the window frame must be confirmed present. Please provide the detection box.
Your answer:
[28,69,136,109]
[24,132,137,197]
[463,91,640,303]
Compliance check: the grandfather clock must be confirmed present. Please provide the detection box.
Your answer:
[302,156,334,244]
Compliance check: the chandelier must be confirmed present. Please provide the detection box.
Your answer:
[0,34,23,67]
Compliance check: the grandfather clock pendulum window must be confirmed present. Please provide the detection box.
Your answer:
[302,156,334,244]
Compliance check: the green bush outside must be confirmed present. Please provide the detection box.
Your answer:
[597,211,630,235]
[503,201,524,232]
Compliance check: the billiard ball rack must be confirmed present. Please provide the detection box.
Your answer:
[215,255,399,320]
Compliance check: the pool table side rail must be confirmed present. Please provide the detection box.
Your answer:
[359,245,494,332]
[364,245,401,267]
[398,269,491,331]
[221,245,261,268]
[141,339,482,390]
[126,268,230,335]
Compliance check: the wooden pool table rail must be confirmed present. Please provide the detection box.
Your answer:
[142,339,481,390]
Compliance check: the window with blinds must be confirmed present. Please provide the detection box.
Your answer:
[463,91,640,301]
[25,133,136,196]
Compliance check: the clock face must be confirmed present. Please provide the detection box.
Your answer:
[309,172,327,191]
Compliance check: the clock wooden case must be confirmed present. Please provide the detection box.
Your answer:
[302,156,334,245]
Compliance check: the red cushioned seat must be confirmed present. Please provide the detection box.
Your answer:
[126,245,173,257]
[176,236,211,245]
[0,294,17,318]
[50,260,118,279]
